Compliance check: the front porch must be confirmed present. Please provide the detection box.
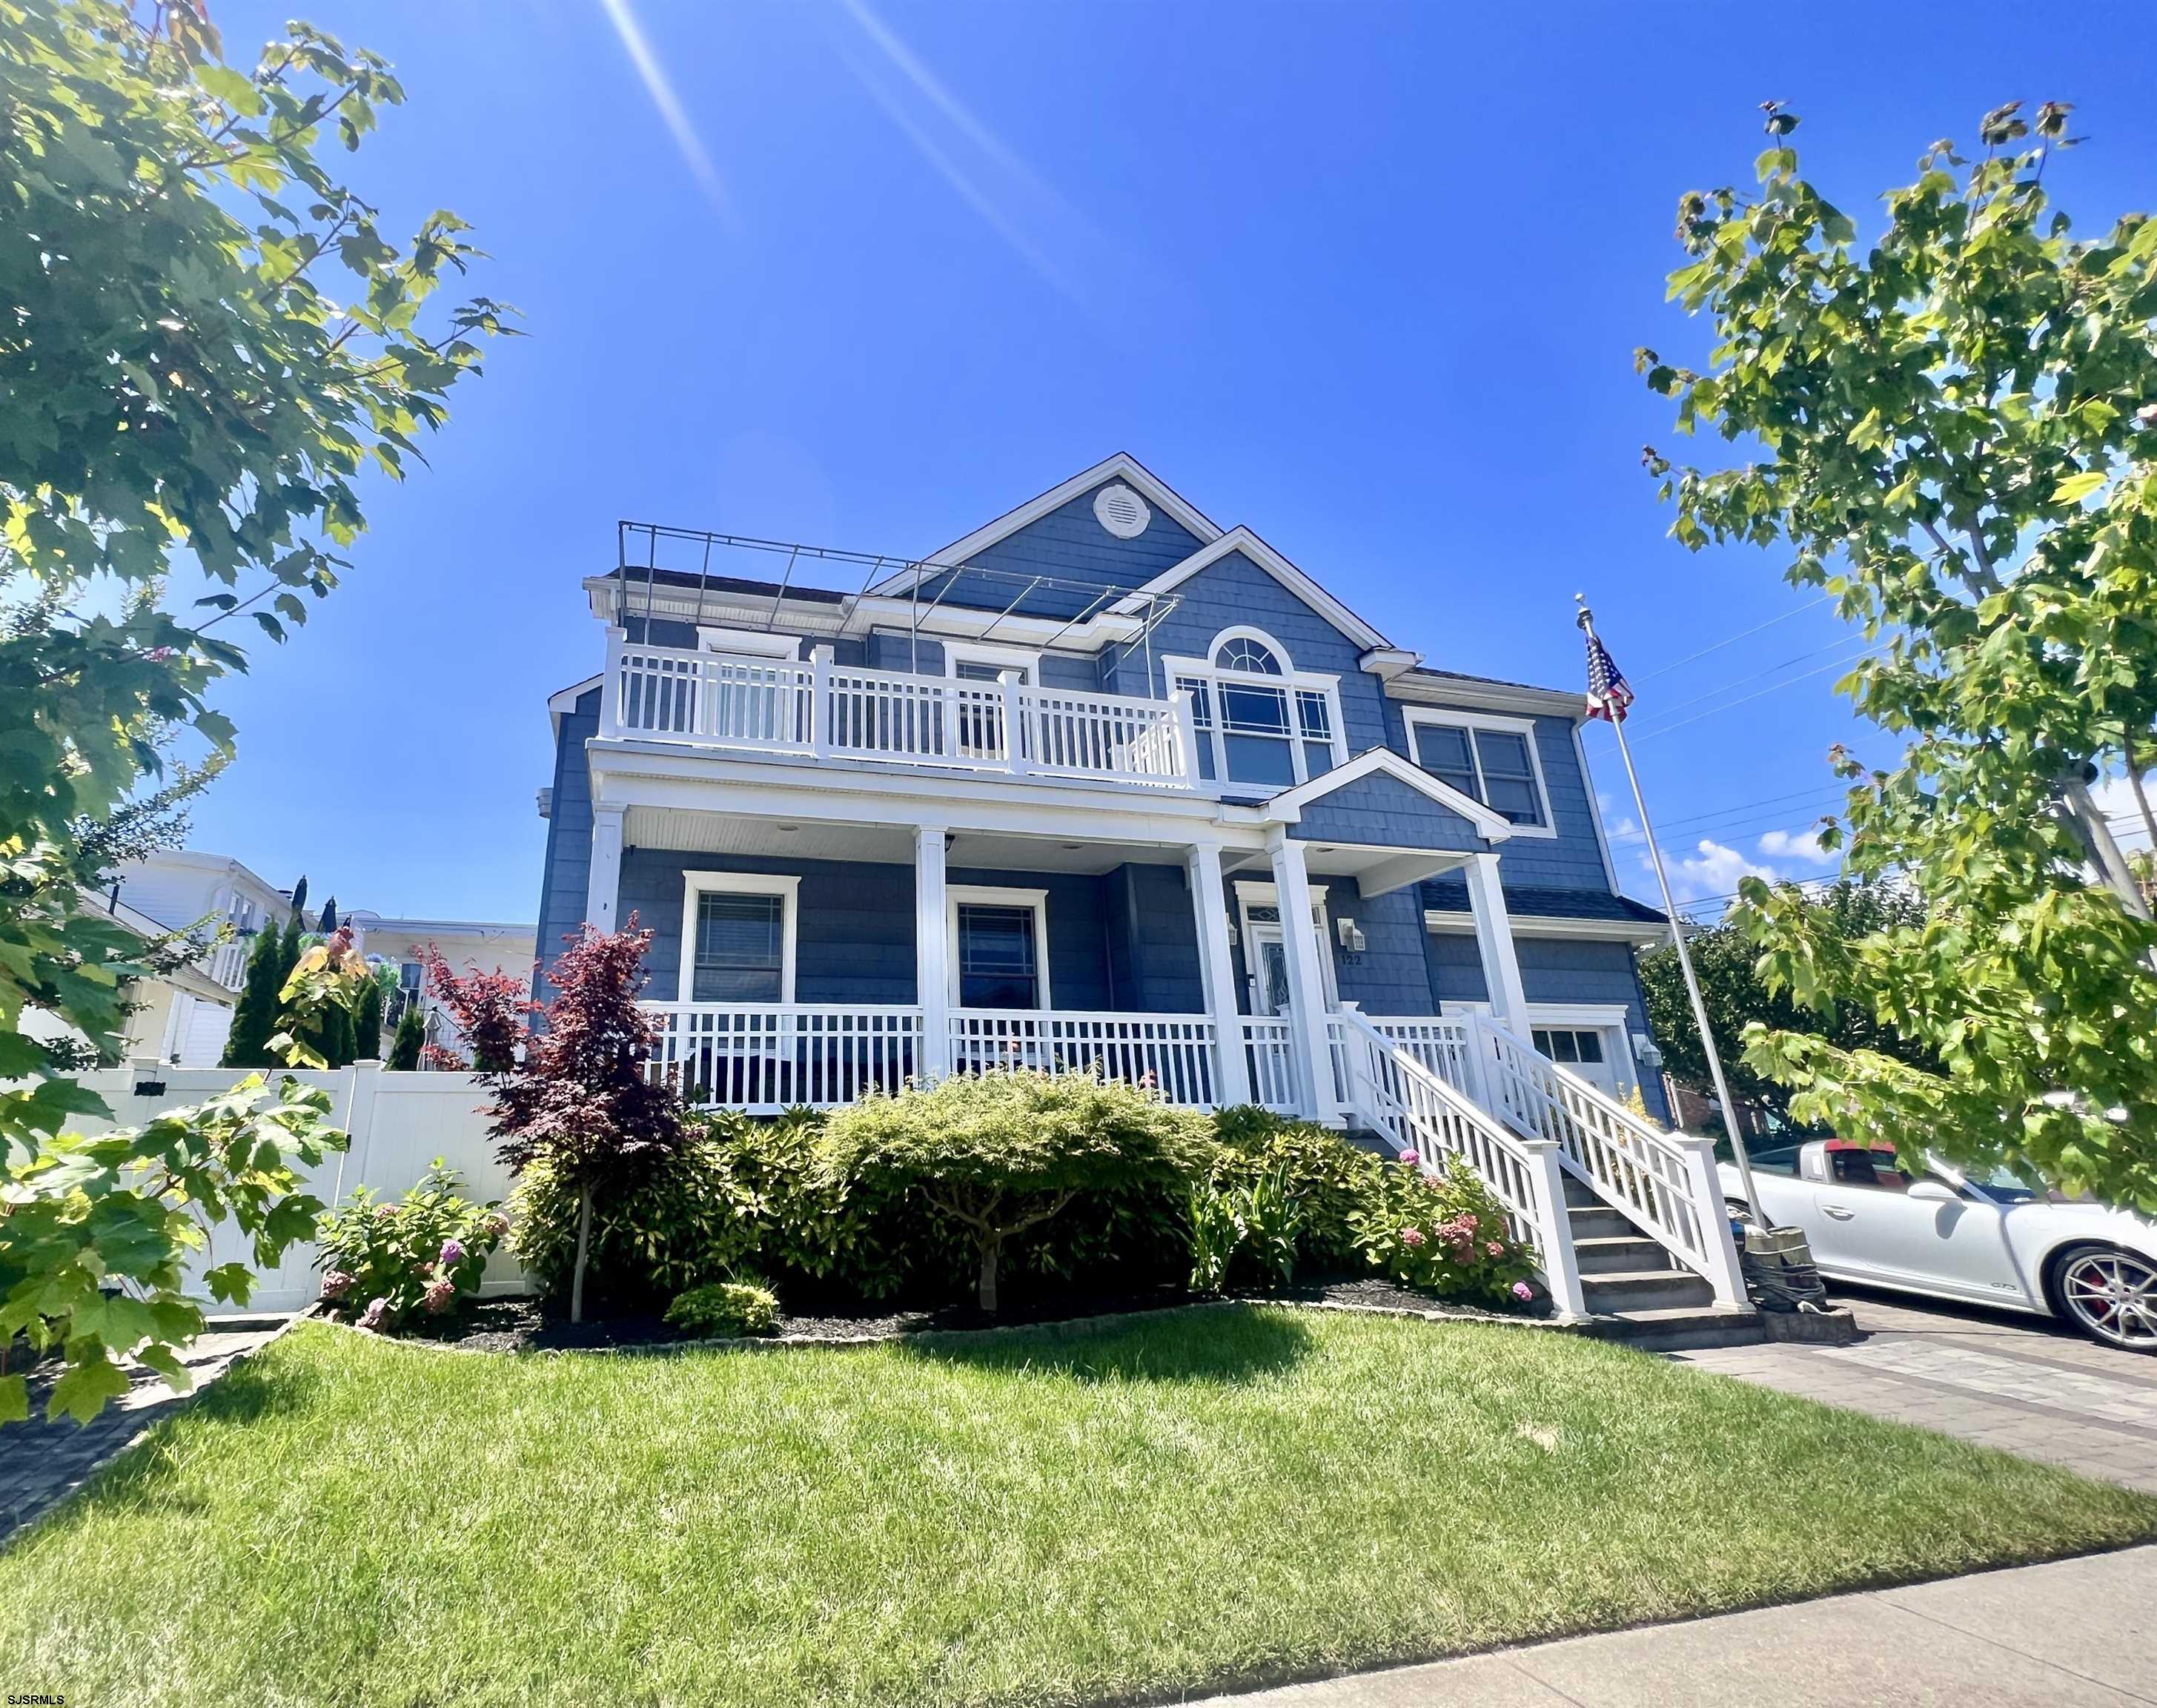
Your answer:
[592,803,1528,1124]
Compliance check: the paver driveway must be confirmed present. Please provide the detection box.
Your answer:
[1677,1285,2157,1495]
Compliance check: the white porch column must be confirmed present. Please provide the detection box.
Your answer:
[915,824,952,1084]
[1265,830,1341,1122]
[1464,851,1529,1035]
[1186,841,1250,1109]
[587,803,626,933]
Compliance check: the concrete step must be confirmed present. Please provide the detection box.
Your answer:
[1580,1268,1717,1316]
[1568,1203,1637,1242]
[1561,1173,1604,1210]
[1583,1303,1766,1352]
[1571,1235,1674,1277]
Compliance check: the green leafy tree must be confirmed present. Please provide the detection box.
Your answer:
[1643,100,2157,1209]
[1637,881,1933,1131]
[1,0,511,1420]
[385,1000,425,1071]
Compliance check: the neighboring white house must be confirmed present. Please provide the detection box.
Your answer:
[345,913,537,1059]
[93,850,297,1067]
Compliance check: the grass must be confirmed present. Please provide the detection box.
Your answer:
[3,1308,2153,1707]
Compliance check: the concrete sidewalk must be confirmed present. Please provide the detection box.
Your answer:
[1185,1544,2157,1706]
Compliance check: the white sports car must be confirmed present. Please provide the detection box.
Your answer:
[1717,1139,2157,1352]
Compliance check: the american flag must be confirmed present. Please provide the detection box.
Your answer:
[1584,632,1634,723]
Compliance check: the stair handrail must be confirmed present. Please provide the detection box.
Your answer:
[1334,1009,1586,1318]
[1468,1015,1745,1306]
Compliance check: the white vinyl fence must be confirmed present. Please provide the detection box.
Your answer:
[69,1062,523,1313]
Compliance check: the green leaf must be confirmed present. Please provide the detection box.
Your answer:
[2050,469,2107,504]
[47,1357,131,1425]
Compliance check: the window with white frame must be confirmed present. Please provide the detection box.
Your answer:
[947,886,1049,1010]
[944,640,1038,684]
[680,874,799,1003]
[1405,710,1555,833]
[1170,629,1347,791]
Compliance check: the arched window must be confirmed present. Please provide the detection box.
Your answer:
[1171,628,1345,792]
[1213,635,1283,675]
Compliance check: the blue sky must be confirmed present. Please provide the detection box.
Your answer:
[185,1,2157,927]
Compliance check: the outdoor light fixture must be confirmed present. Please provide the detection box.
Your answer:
[1335,916,1366,953]
[1633,1033,1663,1070]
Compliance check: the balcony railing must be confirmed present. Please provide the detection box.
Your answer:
[604,635,1199,790]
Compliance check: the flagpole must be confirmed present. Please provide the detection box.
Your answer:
[1577,595,1769,1228]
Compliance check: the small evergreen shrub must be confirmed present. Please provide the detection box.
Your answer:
[1351,1151,1539,1306]
[386,1002,425,1070]
[317,1162,508,1332]
[664,1280,781,1339]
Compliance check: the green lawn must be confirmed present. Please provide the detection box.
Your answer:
[4,1310,2153,1707]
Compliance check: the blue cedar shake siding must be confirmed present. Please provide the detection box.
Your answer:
[615,850,1204,1013]
[533,685,601,1000]
[1288,769,1486,853]
[912,482,1205,620]
[1422,930,1671,1122]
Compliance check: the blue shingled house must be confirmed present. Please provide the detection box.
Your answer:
[533,454,1747,1322]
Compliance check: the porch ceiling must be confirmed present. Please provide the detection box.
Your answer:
[1293,841,1474,899]
[620,807,1209,875]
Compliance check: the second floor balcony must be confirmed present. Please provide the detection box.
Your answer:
[600,630,1201,792]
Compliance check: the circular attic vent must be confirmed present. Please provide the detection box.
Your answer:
[1093,482,1151,539]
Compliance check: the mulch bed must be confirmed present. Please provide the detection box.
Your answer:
[395,1274,1541,1354]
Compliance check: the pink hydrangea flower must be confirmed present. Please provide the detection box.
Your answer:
[1399,1227,1426,1249]
[1485,1240,1504,1257]
[1511,1281,1534,1302]
[320,1269,356,1301]
[358,1297,390,1332]
[1396,1148,1419,1167]
[439,1237,465,1267]
[423,1274,457,1314]
[486,1211,510,1239]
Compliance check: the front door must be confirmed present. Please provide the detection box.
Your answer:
[1531,1025,1622,1099]
[1250,925,1295,1017]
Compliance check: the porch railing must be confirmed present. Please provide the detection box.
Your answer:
[947,1010,1216,1107]
[1333,1008,1586,1316]
[1474,1016,1745,1305]
[1239,1016,1299,1113]
[606,635,1197,790]
[646,1002,923,1110]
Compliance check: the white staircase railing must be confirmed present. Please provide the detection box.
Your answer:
[1333,1009,1586,1318]
[1471,1016,1746,1307]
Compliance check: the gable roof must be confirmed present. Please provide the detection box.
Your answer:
[1109,526,1395,654]
[1265,747,1513,841]
[868,453,1222,598]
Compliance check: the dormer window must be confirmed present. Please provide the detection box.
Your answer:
[1169,628,1348,792]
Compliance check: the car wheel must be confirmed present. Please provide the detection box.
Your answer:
[2048,1245,2157,1353]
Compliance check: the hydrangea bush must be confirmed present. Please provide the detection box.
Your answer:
[1352,1150,1539,1308]
[316,1162,507,1333]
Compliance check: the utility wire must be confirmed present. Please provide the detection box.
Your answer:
[1631,651,1884,744]
[1635,592,1838,681]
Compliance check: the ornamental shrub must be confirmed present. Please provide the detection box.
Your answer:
[385,1001,425,1070]
[665,1280,780,1339]
[1351,1151,1538,1307]
[819,1070,1213,1314]
[317,1162,508,1332]
[1210,1106,1383,1272]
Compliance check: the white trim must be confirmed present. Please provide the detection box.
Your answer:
[549,673,603,739]
[1165,630,1350,789]
[1423,908,1668,945]
[947,884,1052,1010]
[696,625,802,659]
[678,872,801,1004]
[870,454,1222,597]
[1401,708,1558,839]
[1526,1002,1639,1099]
[1110,526,1393,652]
[1387,671,1589,720]
[942,638,1040,682]
[1265,746,1514,841]
[1574,721,1622,890]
